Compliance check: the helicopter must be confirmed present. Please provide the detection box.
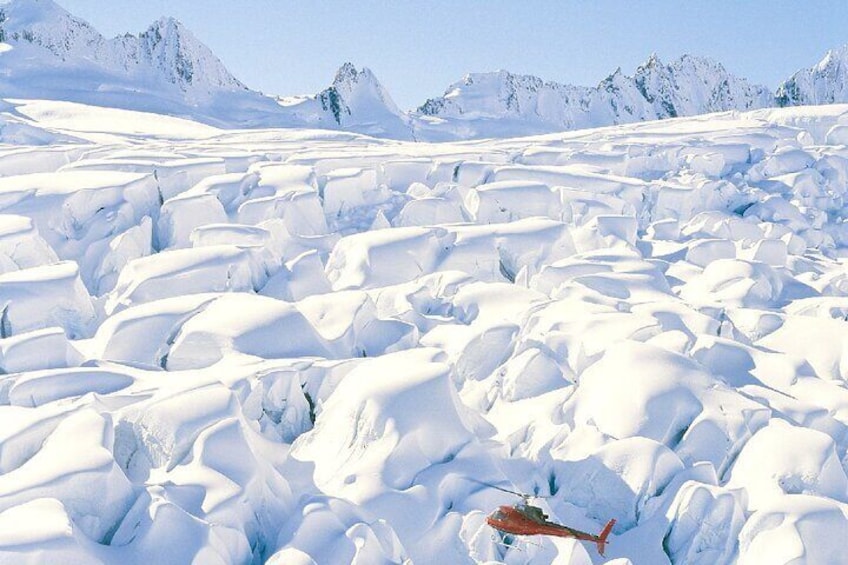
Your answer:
[477,482,616,557]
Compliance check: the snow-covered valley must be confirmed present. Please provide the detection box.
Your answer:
[2,95,848,564]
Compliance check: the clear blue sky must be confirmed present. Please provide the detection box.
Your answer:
[48,1,848,109]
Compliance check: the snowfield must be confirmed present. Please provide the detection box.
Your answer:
[2,99,848,565]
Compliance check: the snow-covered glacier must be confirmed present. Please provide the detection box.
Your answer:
[2,92,848,564]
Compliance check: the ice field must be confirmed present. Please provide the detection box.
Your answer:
[1,99,848,564]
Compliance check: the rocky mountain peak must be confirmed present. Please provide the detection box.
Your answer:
[777,43,848,107]
[317,63,402,126]
[135,15,245,93]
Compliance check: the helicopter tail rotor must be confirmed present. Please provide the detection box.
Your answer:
[596,518,616,557]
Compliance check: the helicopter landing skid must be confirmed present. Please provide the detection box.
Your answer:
[490,535,544,552]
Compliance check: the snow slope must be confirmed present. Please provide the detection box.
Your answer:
[1,98,848,564]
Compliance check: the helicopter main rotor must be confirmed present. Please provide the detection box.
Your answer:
[464,478,551,502]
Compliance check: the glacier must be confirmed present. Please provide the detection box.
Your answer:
[2,93,848,564]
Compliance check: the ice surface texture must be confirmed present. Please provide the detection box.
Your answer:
[4,91,848,564]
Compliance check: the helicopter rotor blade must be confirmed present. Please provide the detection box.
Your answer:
[463,478,551,499]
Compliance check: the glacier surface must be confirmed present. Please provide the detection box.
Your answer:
[1,93,848,564]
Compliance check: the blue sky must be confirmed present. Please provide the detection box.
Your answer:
[52,1,848,109]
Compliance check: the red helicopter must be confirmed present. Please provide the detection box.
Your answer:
[480,483,616,557]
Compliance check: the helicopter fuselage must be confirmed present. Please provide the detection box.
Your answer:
[486,503,616,556]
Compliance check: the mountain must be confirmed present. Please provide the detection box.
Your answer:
[415,71,593,139]
[117,17,247,96]
[0,0,285,122]
[0,0,244,95]
[4,0,848,141]
[776,45,848,107]
[414,54,774,139]
[276,63,413,140]
[0,0,414,137]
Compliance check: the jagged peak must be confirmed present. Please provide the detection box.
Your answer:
[330,63,387,95]
[634,53,747,82]
[676,53,707,64]
[140,16,196,47]
[777,43,848,106]
[449,69,552,95]
[598,66,625,88]
[333,61,360,85]
[643,52,663,68]
[0,0,97,40]
[816,43,848,70]
[637,53,729,76]
[151,15,184,30]
[132,14,245,92]
[673,54,727,71]
[316,63,403,126]
[637,53,694,77]
[330,63,389,97]
[782,43,848,79]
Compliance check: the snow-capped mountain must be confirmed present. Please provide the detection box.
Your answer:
[0,0,413,137]
[276,63,413,140]
[630,54,773,117]
[6,0,848,141]
[416,71,592,138]
[0,0,298,127]
[0,0,245,97]
[777,44,848,106]
[414,54,774,139]
[118,17,247,96]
